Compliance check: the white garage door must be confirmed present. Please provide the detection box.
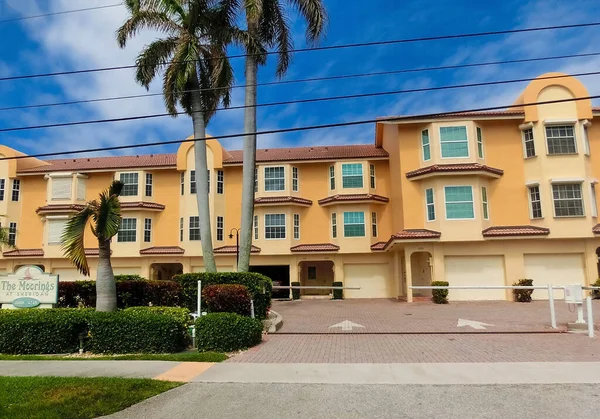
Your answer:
[524,254,585,300]
[53,268,84,282]
[344,264,392,298]
[444,256,506,301]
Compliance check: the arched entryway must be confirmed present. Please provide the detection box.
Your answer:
[149,263,183,281]
[410,252,432,298]
[299,260,334,296]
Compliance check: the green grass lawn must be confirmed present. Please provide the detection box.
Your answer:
[0,376,181,419]
[0,351,227,362]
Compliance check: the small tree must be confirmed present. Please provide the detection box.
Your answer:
[61,181,124,312]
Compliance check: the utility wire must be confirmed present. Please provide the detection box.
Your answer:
[1,94,598,161]
[1,71,599,133]
[2,51,600,112]
[1,21,600,81]
[0,3,123,24]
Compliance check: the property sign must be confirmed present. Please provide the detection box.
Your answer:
[0,266,58,309]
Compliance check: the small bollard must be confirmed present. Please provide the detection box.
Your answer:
[250,300,255,319]
[587,296,594,338]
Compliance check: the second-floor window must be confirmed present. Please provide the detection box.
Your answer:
[190,170,197,194]
[425,188,435,221]
[444,186,474,219]
[583,124,591,156]
[118,218,136,242]
[523,128,536,158]
[476,127,484,158]
[144,218,152,242]
[189,216,201,240]
[51,177,72,200]
[342,163,363,188]
[528,186,542,219]
[481,187,489,220]
[546,125,576,155]
[343,211,365,237]
[179,218,184,241]
[254,215,259,240]
[180,173,185,195]
[421,129,431,161]
[120,173,138,196]
[265,167,285,191]
[371,212,377,237]
[590,183,598,218]
[265,214,285,239]
[552,183,584,217]
[329,166,335,190]
[11,179,20,202]
[217,170,224,194]
[8,222,17,246]
[292,167,299,192]
[47,219,67,245]
[331,213,337,238]
[440,126,469,158]
[145,174,153,197]
[370,164,376,189]
[0,179,6,201]
[216,216,224,241]
[254,167,258,193]
[293,214,300,239]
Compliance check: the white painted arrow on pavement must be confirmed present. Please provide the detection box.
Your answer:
[457,318,494,330]
[329,320,365,331]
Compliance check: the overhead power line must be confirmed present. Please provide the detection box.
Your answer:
[1,94,598,161]
[2,51,600,112]
[1,21,600,82]
[1,71,599,133]
[0,3,123,24]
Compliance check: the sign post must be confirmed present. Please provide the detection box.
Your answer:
[0,266,59,309]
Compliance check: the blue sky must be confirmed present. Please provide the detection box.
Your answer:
[1,0,600,158]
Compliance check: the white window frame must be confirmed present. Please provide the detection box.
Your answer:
[421,129,431,161]
[143,218,152,243]
[528,185,543,219]
[8,222,17,246]
[189,216,201,241]
[119,173,139,196]
[439,125,470,159]
[179,217,184,241]
[293,214,300,239]
[329,166,335,190]
[254,167,258,193]
[264,213,286,239]
[582,121,591,156]
[551,182,585,218]
[590,182,598,218]
[180,172,185,195]
[264,166,285,192]
[117,218,137,242]
[11,179,20,202]
[51,177,72,201]
[190,170,197,194]
[425,188,435,222]
[77,177,86,201]
[0,179,5,201]
[47,218,68,245]
[371,212,378,238]
[216,216,224,241]
[331,212,337,238]
[370,164,376,189]
[292,167,299,192]
[476,126,484,159]
[444,185,475,220]
[521,125,536,158]
[253,215,259,240]
[145,173,153,197]
[341,163,364,189]
[481,186,489,220]
[545,124,578,155]
[217,170,224,194]
[343,211,366,238]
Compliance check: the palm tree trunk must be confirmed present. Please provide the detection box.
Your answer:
[238,23,259,273]
[190,76,217,273]
[95,238,117,312]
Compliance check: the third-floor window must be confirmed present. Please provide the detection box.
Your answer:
[11,179,20,202]
[342,163,363,188]
[528,186,543,219]
[421,129,431,161]
[440,126,469,158]
[145,173,153,197]
[0,179,5,201]
[265,167,285,191]
[523,128,536,158]
[51,177,72,200]
[292,167,299,192]
[120,173,138,196]
[546,125,576,155]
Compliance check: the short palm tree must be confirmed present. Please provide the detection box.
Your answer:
[0,227,14,250]
[231,0,327,271]
[62,181,124,312]
[117,0,238,273]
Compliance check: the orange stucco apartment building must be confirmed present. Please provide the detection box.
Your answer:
[1,73,599,302]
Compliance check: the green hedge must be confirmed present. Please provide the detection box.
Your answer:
[0,309,89,354]
[123,307,191,325]
[591,279,600,300]
[332,281,343,300]
[173,272,272,320]
[195,313,263,352]
[291,282,301,300]
[513,279,534,302]
[431,281,449,304]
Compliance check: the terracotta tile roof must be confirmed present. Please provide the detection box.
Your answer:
[594,223,600,234]
[406,163,504,179]
[36,204,85,214]
[3,249,44,257]
[223,145,388,164]
[290,243,340,252]
[254,196,313,206]
[391,229,442,240]
[121,202,165,210]
[378,110,525,122]
[19,154,177,174]
[482,225,550,237]
[84,248,112,256]
[140,246,185,255]
[370,242,387,251]
[213,245,261,254]
[318,194,390,205]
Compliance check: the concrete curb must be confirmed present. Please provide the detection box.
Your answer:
[263,310,283,333]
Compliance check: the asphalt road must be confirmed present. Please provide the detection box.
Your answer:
[104,382,600,418]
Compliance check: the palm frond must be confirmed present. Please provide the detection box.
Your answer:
[0,227,14,250]
[117,10,182,48]
[229,27,267,64]
[214,0,241,28]
[61,206,95,276]
[135,37,179,88]
[290,0,327,44]
[94,188,122,241]
[261,0,293,77]
[207,43,235,110]
[109,180,125,197]
[244,0,264,21]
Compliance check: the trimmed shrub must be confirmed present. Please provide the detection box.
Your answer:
[114,275,146,282]
[513,278,534,302]
[291,282,301,300]
[202,284,251,316]
[173,272,272,320]
[195,313,263,352]
[57,281,96,308]
[87,309,187,354]
[123,306,191,325]
[591,279,600,300]
[0,309,89,354]
[431,281,449,304]
[332,281,344,300]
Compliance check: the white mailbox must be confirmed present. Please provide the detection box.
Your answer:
[564,284,583,304]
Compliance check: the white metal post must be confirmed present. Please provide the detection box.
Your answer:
[250,300,255,319]
[548,284,557,329]
[576,304,586,324]
[587,296,594,338]
[197,280,202,316]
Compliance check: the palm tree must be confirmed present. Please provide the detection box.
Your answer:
[231,0,327,272]
[0,226,15,250]
[116,0,238,273]
[62,181,124,312]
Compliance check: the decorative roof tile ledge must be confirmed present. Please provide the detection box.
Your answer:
[213,245,261,254]
[290,243,340,253]
[482,225,550,237]
[254,196,312,206]
[406,163,504,180]
[140,246,185,255]
[3,249,44,258]
[318,194,389,206]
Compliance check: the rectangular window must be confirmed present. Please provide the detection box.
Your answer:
[254,167,258,193]
[523,128,536,158]
[476,127,484,158]
[8,222,16,246]
[145,173,153,197]
[189,216,201,240]
[51,177,72,200]
[553,183,584,217]
[591,183,598,218]
[371,212,377,237]
[0,179,4,201]
[48,219,67,245]
[179,217,184,241]
[444,186,475,219]
[583,125,591,156]
[11,179,20,202]
[144,218,152,243]
[331,213,337,238]
[119,173,138,196]
[421,129,431,161]
[118,218,137,242]
[77,178,86,201]
[265,214,286,239]
[342,163,363,188]
[546,125,577,154]
[216,216,224,241]
[329,166,335,190]
[254,215,259,240]
[180,172,184,195]
[217,170,224,194]
[425,188,435,221]
[293,214,300,239]
[481,186,489,220]
[264,167,285,191]
[292,167,299,192]
[190,170,197,194]
[440,126,469,158]
[307,266,317,280]
[370,164,376,189]
[207,170,210,193]
[343,211,365,237]
[529,186,543,219]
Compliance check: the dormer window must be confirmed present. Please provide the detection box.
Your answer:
[440,126,469,158]
[120,173,139,196]
[51,177,72,201]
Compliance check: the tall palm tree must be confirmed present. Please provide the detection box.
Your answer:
[62,181,124,312]
[231,0,327,272]
[116,0,238,273]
